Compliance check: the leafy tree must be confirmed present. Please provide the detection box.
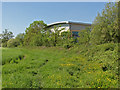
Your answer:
[7,38,20,47]
[49,25,63,46]
[60,30,75,49]
[15,33,25,46]
[1,42,7,47]
[48,26,74,47]
[1,29,14,43]
[29,32,44,46]
[24,20,47,46]
[77,27,91,46]
[0,29,14,47]
[90,2,119,45]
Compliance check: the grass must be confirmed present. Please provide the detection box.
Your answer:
[2,48,24,65]
[2,43,119,88]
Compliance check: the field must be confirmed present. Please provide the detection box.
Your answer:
[2,43,119,88]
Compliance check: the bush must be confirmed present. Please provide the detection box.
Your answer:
[77,29,90,45]
[7,38,20,47]
[63,44,71,49]
[90,3,119,45]
[1,42,7,47]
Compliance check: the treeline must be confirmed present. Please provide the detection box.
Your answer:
[0,2,119,48]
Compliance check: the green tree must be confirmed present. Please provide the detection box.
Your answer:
[45,25,66,47]
[77,27,91,46]
[90,2,119,45]
[0,29,14,47]
[7,38,20,47]
[24,20,47,46]
[50,26,63,46]
[15,33,25,46]
[60,30,75,49]
[1,29,14,43]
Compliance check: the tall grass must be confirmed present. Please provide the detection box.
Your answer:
[2,48,24,65]
[2,43,119,88]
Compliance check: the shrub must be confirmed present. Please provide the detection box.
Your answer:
[1,42,7,47]
[77,28,90,45]
[63,44,71,49]
[90,3,119,45]
[7,38,20,47]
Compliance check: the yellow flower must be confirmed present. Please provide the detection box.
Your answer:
[107,78,111,82]
[57,82,59,85]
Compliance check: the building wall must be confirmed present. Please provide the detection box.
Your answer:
[70,24,90,31]
[49,24,70,33]
[48,23,91,37]
[70,24,91,37]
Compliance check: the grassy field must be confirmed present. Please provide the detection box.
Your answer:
[2,44,119,88]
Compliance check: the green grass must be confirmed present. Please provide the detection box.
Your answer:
[2,48,24,65]
[2,44,119,88]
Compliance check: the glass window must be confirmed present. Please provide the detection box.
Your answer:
[72,31,79,37]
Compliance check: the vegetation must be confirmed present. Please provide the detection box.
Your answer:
[7,39,20,48]
[90,2,119,44]
[0,29,14,47]
[0,3,119,48]
[1,2,120,88]
[15,33,25,46]
[23,21,75,48]
[2,48,24,65]
[2,43,119,88]
[23,21,47,46]
[77,28,90,46]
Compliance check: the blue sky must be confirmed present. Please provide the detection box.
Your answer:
[2,2,107,37]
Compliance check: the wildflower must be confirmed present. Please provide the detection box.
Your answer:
[107,78,111,82]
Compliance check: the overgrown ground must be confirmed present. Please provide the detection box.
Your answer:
[2,43,119,88]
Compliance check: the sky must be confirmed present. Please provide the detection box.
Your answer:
[2,2,107,37]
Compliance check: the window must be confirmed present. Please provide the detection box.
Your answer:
[72,31,79,37]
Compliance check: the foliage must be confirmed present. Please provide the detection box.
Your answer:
[90,2,119,45]
[7,38,20,48]
[24,20,47,46]
[0,29,14,47]
[77,27,91,45]
[2,2,119,88]
[23,21,75,48]
[2,44,119,88]
[2,48,24,65]
[0,29,14,43]
[1,42,7,47]
[15,33,25,46]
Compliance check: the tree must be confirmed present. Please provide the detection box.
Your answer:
[24,20,47,46]
[1,29,14,43]
[49,25,64,46]
[0,29,14,47]
[15,33,25,46]
[7,38,20,47]
[90,2,119,45]
[77,27,91,46]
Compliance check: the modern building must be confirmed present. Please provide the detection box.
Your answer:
[47,21,91,37]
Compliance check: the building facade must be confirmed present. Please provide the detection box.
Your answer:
[47,21,91,37]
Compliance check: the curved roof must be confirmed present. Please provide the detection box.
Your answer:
[47,21,91,27]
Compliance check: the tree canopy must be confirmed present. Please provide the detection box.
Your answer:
[24,20,47,46]
[0,29,14,43]
[90,2,119,45]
